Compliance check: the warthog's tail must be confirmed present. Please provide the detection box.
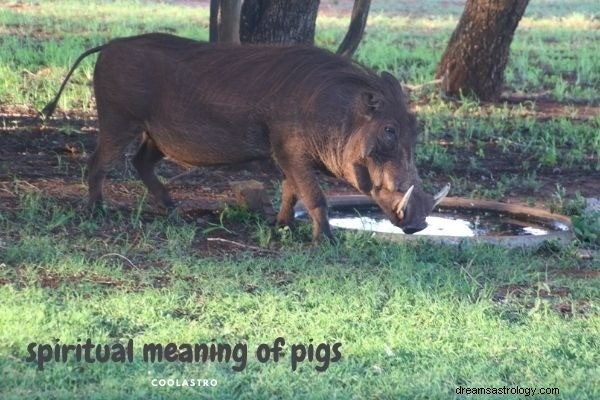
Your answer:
[40,45,104,118]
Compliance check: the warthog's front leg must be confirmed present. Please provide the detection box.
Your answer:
[277,161,332,241]
[276,177,298,228]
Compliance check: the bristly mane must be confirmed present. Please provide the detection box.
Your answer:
[193,43,385,110]
[124,33,386,114]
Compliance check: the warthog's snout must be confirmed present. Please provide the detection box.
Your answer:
[391,183,451,234]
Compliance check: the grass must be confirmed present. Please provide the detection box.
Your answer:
[1,0,600,398]
[1,188,600,399]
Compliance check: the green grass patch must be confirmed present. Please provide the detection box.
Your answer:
[1,186,600,398]
[2,0,600,398]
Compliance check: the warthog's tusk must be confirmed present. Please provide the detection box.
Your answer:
[433,183,451,208]
[394,185,415,219]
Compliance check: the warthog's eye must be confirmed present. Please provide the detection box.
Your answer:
[371,126,399,162]
[382,126,397,147]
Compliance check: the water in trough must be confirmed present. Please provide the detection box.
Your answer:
[296,203,570,237]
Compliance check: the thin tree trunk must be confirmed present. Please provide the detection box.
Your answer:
[209,0,219,42]
[219,0,243,43]
[240,0,320,45]
[209,0,242,44]
[435,0,530,101]
[336,0,371,58]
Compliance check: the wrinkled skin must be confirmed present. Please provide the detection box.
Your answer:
[43,33,441,241]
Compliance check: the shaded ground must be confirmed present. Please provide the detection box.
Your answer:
[2,108,596,277]
[1,101,598,245]
[0,107,350,208]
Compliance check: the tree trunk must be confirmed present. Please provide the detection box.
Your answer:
[209,0,219,42]
[240,0,320,45]
[435,0,529,101]
[209,0,242,43]
[219,0,243,43]
[336,0,371,58]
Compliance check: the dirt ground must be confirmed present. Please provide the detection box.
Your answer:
[1,101,598,223]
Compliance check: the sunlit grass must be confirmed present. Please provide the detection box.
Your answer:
[1,188,599,398]
[1,3,599,396]
[519,13,600,30]
[1,0,598,108]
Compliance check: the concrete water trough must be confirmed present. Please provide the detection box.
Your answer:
[295,195,574,247]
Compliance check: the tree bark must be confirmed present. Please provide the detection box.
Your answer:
[336,0,371,58]
[240,0,320,45]
[435,0,530,101]
[209,0,220,42]
[209,0,242,43]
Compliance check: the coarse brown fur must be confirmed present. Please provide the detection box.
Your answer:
[43,33,436,240]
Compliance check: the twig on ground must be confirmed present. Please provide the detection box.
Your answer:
[460,257,482,288]
[166,167,202,185]
[98,253,139,269]
[402,78,442,91]
[206,237,276,254]
[16,180,41,192]
[0,185,15,196]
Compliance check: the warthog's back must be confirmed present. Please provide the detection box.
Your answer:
[93,33,384,166]
[94,33,382,119]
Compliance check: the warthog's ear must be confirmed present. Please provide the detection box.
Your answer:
[381,71,408,102]
[359,92,383,117]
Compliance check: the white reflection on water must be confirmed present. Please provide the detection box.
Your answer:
[329,216,475,237]
[522,226,548,236]
[328,215,550,237]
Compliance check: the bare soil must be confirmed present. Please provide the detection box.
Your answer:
[1,101,598,216]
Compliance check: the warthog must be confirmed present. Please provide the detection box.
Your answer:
[42,33,449,240]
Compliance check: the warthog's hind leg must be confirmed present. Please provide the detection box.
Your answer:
[87,113,143,210]
[276,177,298,228]
[132,133,174,210]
